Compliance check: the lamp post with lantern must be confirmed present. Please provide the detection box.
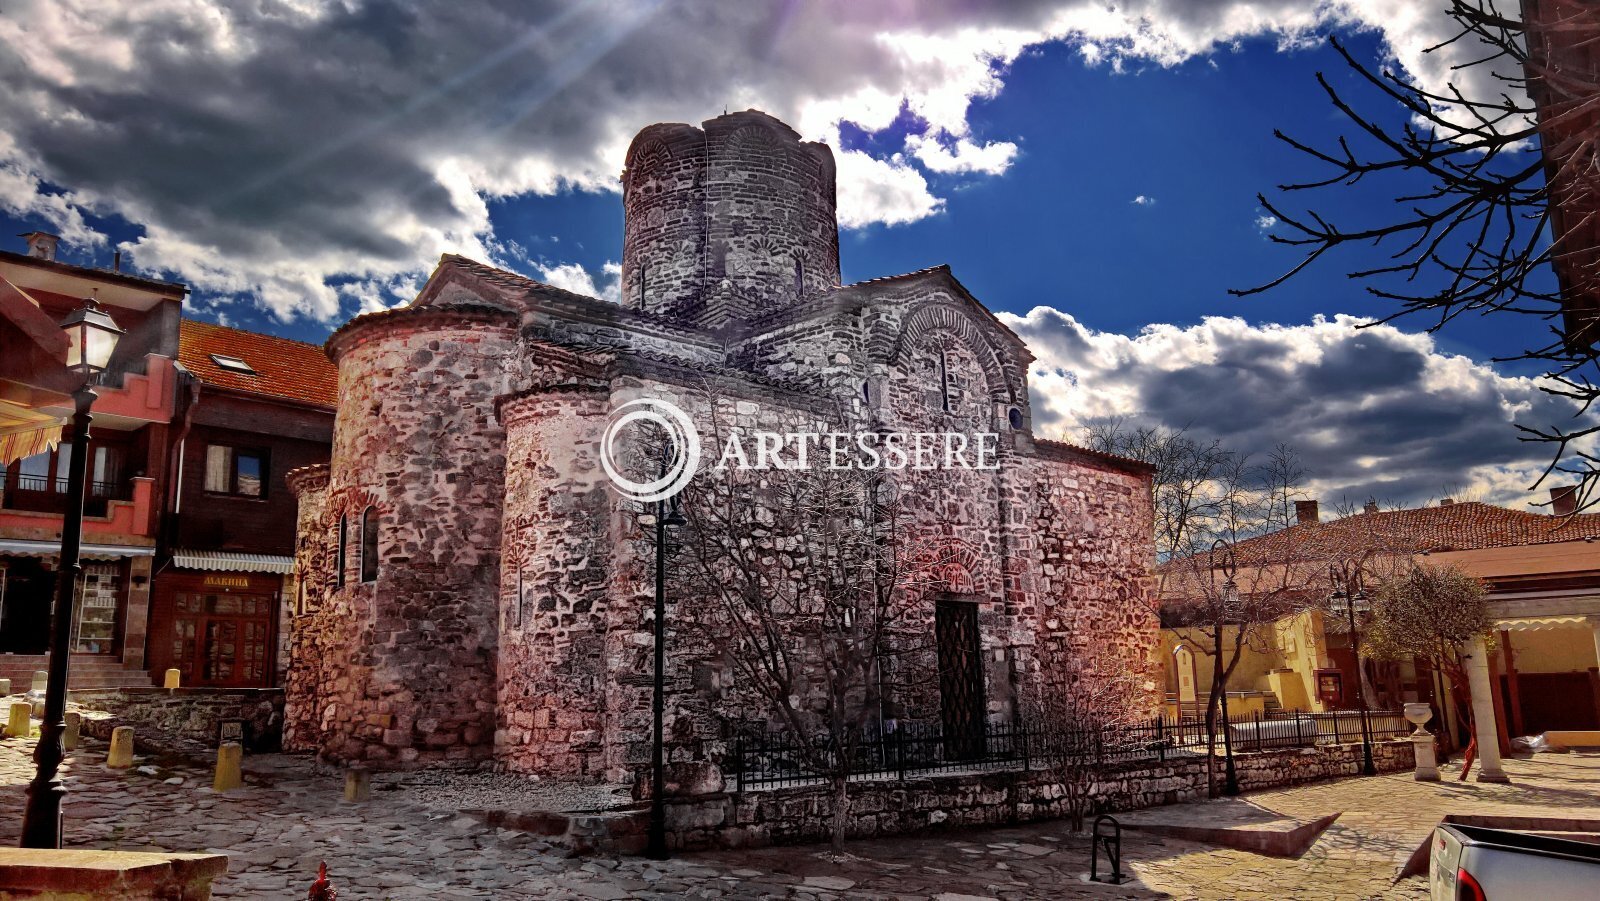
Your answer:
[1210,539,1240,797]
[645,453,686,861]
[21,296,122,849]
[1329,559,1377,777]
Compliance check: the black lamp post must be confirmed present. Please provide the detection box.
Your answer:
[1210,539,1239,797]
[1330,562,1377,777]
[645,468,685,861]
[22,296,122,849]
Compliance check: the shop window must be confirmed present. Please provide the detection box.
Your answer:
[360,507,379,583]
[204,445,268,498]
[336,515,347,589]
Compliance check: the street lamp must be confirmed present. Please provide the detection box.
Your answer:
[1329,561,1377,777]
[645,459,686,861]
[22,296,122,848]
[1210,539,1239,797]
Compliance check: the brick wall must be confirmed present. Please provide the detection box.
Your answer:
[658,740,1417,851]
[74,686,285,752]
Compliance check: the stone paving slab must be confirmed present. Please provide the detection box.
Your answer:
[4,728,1599,900]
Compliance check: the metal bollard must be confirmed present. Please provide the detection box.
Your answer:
[1090,814,1125,883]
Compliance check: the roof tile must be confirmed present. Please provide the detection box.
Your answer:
[178,319,338,409]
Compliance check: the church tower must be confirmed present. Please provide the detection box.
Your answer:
[620,110,841,328]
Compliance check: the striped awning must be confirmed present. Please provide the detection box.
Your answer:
[0,538,155,560]
[171,549,295,574]
[0,401,62,465]
[1497,615,1593,632]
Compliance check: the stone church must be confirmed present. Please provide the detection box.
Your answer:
[285,110,1159,779]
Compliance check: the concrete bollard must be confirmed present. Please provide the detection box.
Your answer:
[163,669,181,690]
[64,711,82,751]
[343,766,370,803]
[0,678,11,696]
[30,671,48,694]
[213,742,243,792]
[106,726,135,768]
[5,701,31,738]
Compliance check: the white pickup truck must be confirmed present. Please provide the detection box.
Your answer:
[1430,823,1600,899]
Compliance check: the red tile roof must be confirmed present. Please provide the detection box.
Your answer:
[178,319,338,409]
[1205,501,1600,568]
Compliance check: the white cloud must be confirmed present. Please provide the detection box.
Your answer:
[904,133,1019,175]
[537,260,622,304]
[0,1,1512,321]
[1255,214,1278,230]
[833,149,944,228]
[1131,194,1157,206]
[1003,308,1595,509]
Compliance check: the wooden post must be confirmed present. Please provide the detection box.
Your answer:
[1499,629,1524,737]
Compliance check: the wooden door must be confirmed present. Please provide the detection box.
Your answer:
[935,600,985,760]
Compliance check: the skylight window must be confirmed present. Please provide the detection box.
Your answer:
[210,353,256,374]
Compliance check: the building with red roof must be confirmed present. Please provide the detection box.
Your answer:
[0,231,336,695]
[1158,492,1600,752]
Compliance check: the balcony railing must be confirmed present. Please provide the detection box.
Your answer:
[1,474,132,517]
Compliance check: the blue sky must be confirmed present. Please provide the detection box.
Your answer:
[0,1,1580,506]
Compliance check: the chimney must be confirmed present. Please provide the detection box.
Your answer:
[1295,500,1319,525]
[20,231,59,261]
[1551,485,1579,517]
[1364,499,1379,515]
[1440,497,1454,507]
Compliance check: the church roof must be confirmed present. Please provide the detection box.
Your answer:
[740,264,1033,362]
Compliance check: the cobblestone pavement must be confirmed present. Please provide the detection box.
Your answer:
[1,731,1597,900]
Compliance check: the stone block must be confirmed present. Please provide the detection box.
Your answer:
[0,848,230,899]
[106,726,135,769]
[163,668,181,689]
[5,701,30,738]
[63,711,81,751]
[0,678,10,696]
[30,670,48,693]
[213,742,244,792]
[344,766,371,802]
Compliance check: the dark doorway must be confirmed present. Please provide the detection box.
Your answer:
[935,599,985,760]
[1504,672,1600,734]
[0,558,54,654]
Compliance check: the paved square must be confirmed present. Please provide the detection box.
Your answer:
[2,732,1596,899]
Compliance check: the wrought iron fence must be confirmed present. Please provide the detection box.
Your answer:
[724,707,1412,790]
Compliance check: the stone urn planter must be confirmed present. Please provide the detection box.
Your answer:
[1403,702,1433,736]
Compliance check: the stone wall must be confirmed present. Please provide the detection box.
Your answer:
[73,687,285,752]
[286,308,520,767]
[660,740,1416,851]
[622,110,841,326]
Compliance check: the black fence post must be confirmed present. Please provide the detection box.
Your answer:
[736,733,745,794]
[1020,723,1031,772]
[1156,715,1166,763]
[1294,710,1303,748]
[1253,710,1264,753]
[1334,711,1343,744]
[897,728,908,782]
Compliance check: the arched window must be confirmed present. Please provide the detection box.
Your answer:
[937,351,952,412]
[335,515,347,589]
[360,507,379,583]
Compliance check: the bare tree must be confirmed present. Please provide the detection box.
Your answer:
[1023,604,1146,831]
[1089,424,1321,794]
[1238,0,1600,508]
[675,435,950,854]
[1364,564,1497,757]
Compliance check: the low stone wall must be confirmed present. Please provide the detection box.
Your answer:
[71,687,285,752]
[661,739,1416,851]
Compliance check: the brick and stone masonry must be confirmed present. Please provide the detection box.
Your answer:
[286,109,1162,781]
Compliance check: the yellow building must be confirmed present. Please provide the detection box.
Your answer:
[1158,496,1600,749]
